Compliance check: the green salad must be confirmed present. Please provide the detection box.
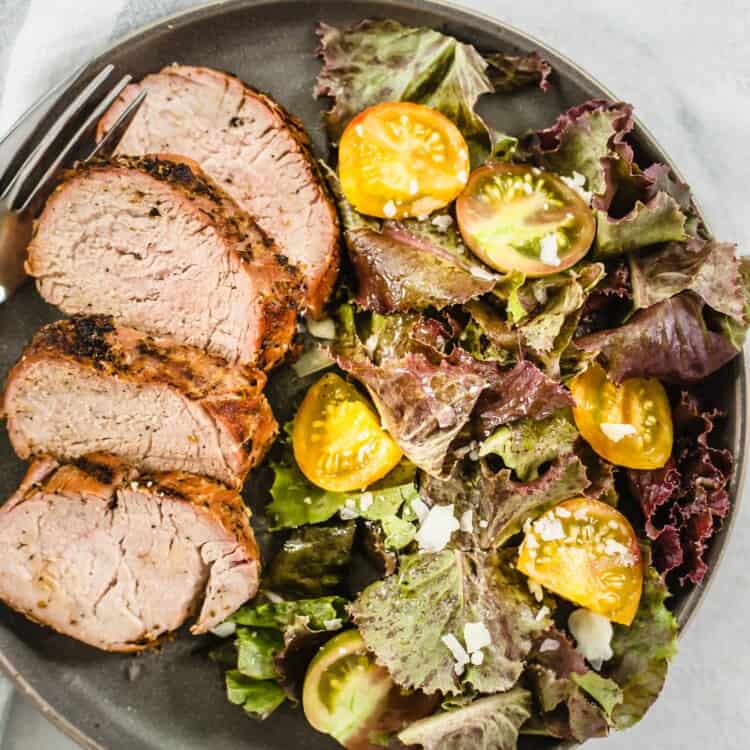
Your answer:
[210,18,747,750]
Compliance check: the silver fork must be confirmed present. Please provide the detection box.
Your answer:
[0,64,147,304]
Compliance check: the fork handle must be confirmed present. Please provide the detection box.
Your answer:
[0,210,33,303]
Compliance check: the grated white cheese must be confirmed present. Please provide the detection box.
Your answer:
[359,491,374,512]
[560,171,593,204]
[410,497,430,524]
[568,608,613,669]
[305,316,337,339]
[264,590,285,604]
[416,504,460,552]
[323,618,343,631]
[383,200,397,218]
[470,650,485,666]
[556,506,572,519]
[600,422,638,442]
[431,214,454,232]
[535,605,551,622]
[539,638,560,653]
[209,621,236,638]
[478,519,489,529]
[292,347,334,378]
[339,498,359,520]
[363,333,379,357]
[441,633,470,675]
[539,233,562,266]
[464,622,492,653]
[527,579,544,602]
[460,509,474,533]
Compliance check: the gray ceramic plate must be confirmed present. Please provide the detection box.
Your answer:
[0,1,746,749]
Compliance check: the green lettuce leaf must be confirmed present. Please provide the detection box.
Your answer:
[265,523,356,596]
[219,598,350,719]
[351,550,548,695]
[420,453,590,547]
[267,459,418,531]
[575,292,739,384]
[345,219,497,313]
[630,238,747,320]
[323,165,497,313]
[479,411,579,481]
[509,263,605,376]
[225,672,286,719]
[236,627,284,680]
[266,413,419,532]
[522,99,690,256]
[594,191,687,257]
[522,99,633,196]
[486,51,551,92]
[720,257,750,348]
[398,688,532,750]
[571,671,624,720]
[607,563,678,729]
[460,300,521,366]
[230,597,349,631]
[524,629,612,742]
[316,19,549,164]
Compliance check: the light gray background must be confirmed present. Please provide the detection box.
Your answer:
[0,0,748,748]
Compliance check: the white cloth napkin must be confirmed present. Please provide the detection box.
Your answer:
[0,0,127,134]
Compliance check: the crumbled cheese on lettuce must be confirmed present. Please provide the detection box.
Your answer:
[441,633,470,675]
[460,509,474,533]
[568,608,613,669]
[431,214,453,232]
[210,621,236,638]
[305,317,337,339]
[561,171,593,204]
[410,497,430,524]
[416,504,460,552]
[464,621,492,653]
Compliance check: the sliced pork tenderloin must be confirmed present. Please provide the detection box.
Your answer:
[0,453,260,651]
[2,316,277,488]
[26,155,298,370]
[96,65,340,316]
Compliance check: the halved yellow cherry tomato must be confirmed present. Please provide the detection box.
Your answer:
[303,630,436,750]
[517,498,643,625]
[570,362,673,470]
[293,373,402,492]
[338,102,470,219]
[456,163,596,276]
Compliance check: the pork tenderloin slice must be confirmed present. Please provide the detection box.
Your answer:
[27,155,298,370]
[97,64,340,316]
[0,453,260,651]
[2,316,277,488]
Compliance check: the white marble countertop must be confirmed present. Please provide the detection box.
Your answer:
[0,1,748,749]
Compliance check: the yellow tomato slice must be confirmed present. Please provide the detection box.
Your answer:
[293,373,402,492]
[517,498,643,625]
[338,102,470,219]
[571,362,673,470]
[456,163,595,276]
[303,630,436,750]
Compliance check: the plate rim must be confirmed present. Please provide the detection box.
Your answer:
[0,1,746,748]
